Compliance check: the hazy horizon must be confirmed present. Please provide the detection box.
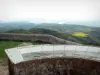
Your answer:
[0,0,100,27]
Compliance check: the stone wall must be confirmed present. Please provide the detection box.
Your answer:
[10,57,100,75]
[0,33,79,44]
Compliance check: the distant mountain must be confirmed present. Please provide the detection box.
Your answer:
[0,22,98,33]
[35,23,92,33]
[0,22,37,32]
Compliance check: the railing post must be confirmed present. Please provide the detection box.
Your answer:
[84,45,89,58]
[73,45,77,57]
[63,45,66,57]
[53,44,54,56]
[41,45,43,53]
[97,49,100,60]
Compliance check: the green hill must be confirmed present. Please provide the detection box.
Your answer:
[1,22,100,46]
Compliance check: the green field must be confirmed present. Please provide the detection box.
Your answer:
[0,41,22,58]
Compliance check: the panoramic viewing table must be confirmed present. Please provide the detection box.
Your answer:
[5,45,100,64]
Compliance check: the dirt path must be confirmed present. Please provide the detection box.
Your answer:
[0,59,8,75]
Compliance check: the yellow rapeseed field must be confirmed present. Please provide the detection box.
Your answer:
[72,32,88,37]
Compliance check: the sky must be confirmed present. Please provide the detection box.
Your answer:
[0,0,100,26]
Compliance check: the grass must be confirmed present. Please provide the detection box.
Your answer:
[0,41,22,58]
[72,32,88,37]
[0,40,49,58]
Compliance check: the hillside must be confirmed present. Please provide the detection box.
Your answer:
[34,23,100,45]
[6,28,70,41]
[0,22,100,46]
[5,28,100,46]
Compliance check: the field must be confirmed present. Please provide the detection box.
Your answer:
[72,32,88,37]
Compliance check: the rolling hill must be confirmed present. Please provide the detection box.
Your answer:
[0,22,100,46]
[35,23,92,33]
